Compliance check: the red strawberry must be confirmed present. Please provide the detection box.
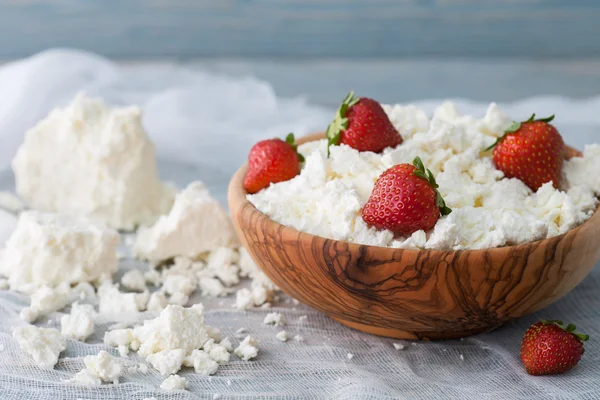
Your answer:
[326,91,402,155]
[520,320,589,376]
[488,114,565,191]
[362,157,451,236]
[244,133,305,194]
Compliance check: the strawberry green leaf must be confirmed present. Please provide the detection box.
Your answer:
[576,333,590,342]
[412,156,452,217]
[539,320,589,341]
[326,91,360,157]
[284,133,305,163]
[484,113,556,151]
[414,170,427,180]
[412,156,425,172]
[285,133,295,145]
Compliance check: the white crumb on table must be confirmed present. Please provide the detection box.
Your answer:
[160,374,188,390]
[234,336,259,361]
[263,312,286,327]
[393,343,405,350]
[276,330,288,342]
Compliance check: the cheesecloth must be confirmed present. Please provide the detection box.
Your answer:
[1,49,600,400]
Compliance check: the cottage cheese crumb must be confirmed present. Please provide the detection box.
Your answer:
[234,336,259,361]
[12,325,66,370]
[121,270,147,292]
[147,291,169,312]
[247,102,600,250]
[134,181,238,261]
[98,282,149,314]
[61,302,95,341]
[104,304,218,376]
[263,312,286,327]
[219,337,233,352]
[183,349,219,375]
[12,94,174,230]
[276,330,288,342]
[347,353,354,360]
[20,283,71,323]
[147,349,186,376]
[80,351,123,384]
[393,343,405,350]
[160,374,188,390]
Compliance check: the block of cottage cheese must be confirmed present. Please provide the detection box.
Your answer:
[0,211,119,293]
[12,94,174,230]
[134,181,238,261]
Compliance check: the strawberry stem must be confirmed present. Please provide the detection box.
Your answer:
[484,113,555,151]
[412,157,452,216]
[326,91,360,157]
[285,133,305,163]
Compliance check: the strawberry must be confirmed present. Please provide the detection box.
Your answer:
[488,114,565,191]
[243,133,305,194]
[520,320,589,376]
[326,91,402,155]
[362,157,451,236]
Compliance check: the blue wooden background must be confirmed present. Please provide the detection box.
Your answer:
[0,0,599,59]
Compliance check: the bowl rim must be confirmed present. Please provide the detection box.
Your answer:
[228,132,600,256]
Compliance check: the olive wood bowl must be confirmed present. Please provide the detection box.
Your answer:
[228,132,600,340]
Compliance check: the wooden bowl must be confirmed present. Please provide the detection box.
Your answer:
[228,133,600,340]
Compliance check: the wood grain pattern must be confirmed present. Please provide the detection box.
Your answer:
[228,133,600,340]
[1,0,600,58]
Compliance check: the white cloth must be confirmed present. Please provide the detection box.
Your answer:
[0,50,599,399]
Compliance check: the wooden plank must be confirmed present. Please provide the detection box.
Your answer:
[0,0,599,58]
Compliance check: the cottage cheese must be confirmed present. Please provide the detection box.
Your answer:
[160,374,188,390]
[147,291,169,312]
[183,349,219,375]
[98,282,149,314]
[275,330,288,342]
[248,102,600,250]
[12,94,174,230]
[61,302,95,341]
[12,325,66,370]
[0,211,119,293]
[70,351,123,385]
[121,269,147,292]
[134,181,238,261]
[234,336,259,361]
[263,312,286,327]
[103,304,226,376]
[20,283,71,323]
